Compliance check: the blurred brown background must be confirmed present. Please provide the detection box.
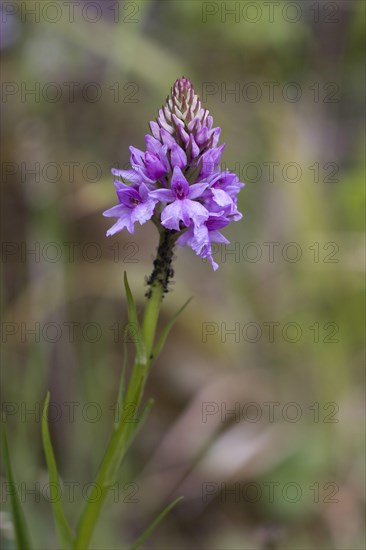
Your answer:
[1,1,365,548]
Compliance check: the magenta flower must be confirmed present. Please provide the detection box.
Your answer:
[103,182,158,235]
[150,166,208,230]
[103,77,244,271]
[177,213,230,271]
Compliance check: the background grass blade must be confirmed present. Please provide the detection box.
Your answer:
[42,393,74,548]
[129,496,184,550]
[1,417,33,549]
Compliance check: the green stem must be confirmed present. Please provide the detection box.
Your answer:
[142,228,176,356]
[74,360,149,549]
[73,230,176,549]
[73,422,129,548]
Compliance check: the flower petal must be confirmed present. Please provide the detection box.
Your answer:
[103,204,126,218]
[149,121,161,140]
[170,144,187,169]
[145,152,168,179]
[145,135,162,155]
[171,166,190,198]
[149,188,175,202]
[111,168,140,183]
[105,210,135,235]
[211,188,233,208]
[161,197,208,230]
[132,200,156,225]
[160,201,185,230]
[129,146,145,166]
[187,182,208,200]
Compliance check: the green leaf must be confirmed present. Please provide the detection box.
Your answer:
[41,393,74,548]
[129,496,184,550]
[107,394,154,486]
[151,297,193,361]
[123,271,146,363]
[125,398,154,452]
[1,416,33,549]
[114,324,129,429]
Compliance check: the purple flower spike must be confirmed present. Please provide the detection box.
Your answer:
[104,77,244,270]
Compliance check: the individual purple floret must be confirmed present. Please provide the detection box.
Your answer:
[177,213,231,271]
[103,182,158,235]
[150,166,209,231]
[104,77,244,270]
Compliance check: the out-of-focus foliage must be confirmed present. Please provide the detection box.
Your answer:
[1,1,365,548]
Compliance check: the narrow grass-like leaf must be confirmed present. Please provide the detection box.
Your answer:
[42,393,74,548]
[130,496,184,550]
[1,417,33,549]
[151,297,193,361]
[124,271,146,363]
[107,393,154,485]
[125,398,154,452]
[114,325,129,429]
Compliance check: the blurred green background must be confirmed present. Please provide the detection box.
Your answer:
[1,1,365,548]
